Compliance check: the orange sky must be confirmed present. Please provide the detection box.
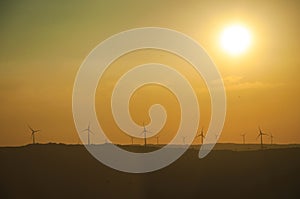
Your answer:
[0,0,299,146]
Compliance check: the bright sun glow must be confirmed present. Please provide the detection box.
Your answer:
[220,25,251,55]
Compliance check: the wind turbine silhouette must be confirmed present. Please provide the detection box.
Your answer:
[103,138,108,144]
[270,133,274,145]
[257,126,268,149]
[27,125,41,144]
[155,136,159,145]
[196,127,205,145]
[182,136,186,145]
[141,122,151,147]
[241,133,246,144]
[130,136,134,145]
[81,123,94,145]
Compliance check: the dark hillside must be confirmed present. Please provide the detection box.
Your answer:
[0,144,299,199]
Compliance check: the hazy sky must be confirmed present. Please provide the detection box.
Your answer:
[0,0,299,146]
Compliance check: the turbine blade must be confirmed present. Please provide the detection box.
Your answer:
[256,134,260,140]
[27,124,34,131]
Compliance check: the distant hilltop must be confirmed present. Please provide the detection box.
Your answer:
[1,142,299,152]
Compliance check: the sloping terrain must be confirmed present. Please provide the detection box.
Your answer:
[0,144,299,199]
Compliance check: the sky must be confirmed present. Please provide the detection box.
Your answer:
[0,0,299,146]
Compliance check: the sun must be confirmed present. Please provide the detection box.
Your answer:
[220,25,252,55]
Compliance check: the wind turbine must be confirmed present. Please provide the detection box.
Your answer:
[129,136,134,145]
[196,127,205,145]
[257,126,268,149]
[241,133,246,144]
[141,122,151,147]
[182,136,187,145]
[103,138,108,144]
[270,133,274,145]
[27,125,41,144]
[155,136,159,145]
[81,123,94,145]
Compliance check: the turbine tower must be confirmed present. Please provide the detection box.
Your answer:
[27,125,41,144]
[141,122,151,147]
[155,136,159,145]
[257,126,268,149]
[130,136,134,145]
[196,127,205,145]
[182,136,186,145]
[270,133,274,145]
[241,133,246,144]
[81,123,94,145]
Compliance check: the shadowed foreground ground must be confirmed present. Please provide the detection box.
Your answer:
[0,144,300,199]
